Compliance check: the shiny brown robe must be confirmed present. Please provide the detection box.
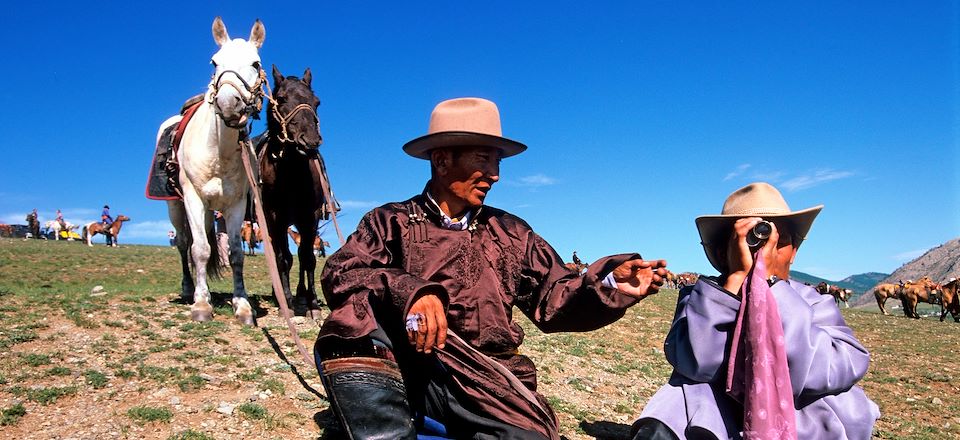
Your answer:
[319,192,639,438]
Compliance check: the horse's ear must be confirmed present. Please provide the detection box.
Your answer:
[302,68,312,87]
[249,19,265,48]
[272,64,284,86]
[212,17,230,47]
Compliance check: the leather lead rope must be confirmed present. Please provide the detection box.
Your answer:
[309,156,345,245]
[239,136,316,369]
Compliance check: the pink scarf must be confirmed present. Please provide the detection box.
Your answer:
[725,256,798,439]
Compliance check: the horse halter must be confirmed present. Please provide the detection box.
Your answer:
[208,68,266,127]
[268,96,320,147]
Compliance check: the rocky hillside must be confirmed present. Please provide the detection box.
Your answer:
[789,271,888,299]
[851,237,960,307]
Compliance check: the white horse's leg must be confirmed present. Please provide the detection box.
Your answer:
[224,202,253,325]
[183,190,214,321]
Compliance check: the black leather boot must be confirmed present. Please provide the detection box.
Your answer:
[319,355,417,440]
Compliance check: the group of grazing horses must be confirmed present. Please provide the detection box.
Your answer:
[874,277,960,322]
[159,17,334,325]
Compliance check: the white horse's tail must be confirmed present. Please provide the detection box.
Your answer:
[81,225,88,241]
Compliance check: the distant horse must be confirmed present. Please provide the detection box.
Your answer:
[160,17,266,324]
[83,215,130,247]
[873,283,901,315]
[287,227,328,257]
[676,272,700,289]
[815,282,849,308]
[258,65,331,319]
[25,212,40,239]
[900,277,938,319]
[563,262,588,274]
[44,221,79,241]
[939,278,959,322]
[240,221,262,255]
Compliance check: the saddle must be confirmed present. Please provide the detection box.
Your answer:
[145,94,204,200]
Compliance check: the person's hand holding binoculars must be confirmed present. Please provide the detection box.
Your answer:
[723,217,781,294]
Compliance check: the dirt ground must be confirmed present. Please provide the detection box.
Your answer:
[0,239,957,439]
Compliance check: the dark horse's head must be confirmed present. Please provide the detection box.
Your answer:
[268,64,322,150]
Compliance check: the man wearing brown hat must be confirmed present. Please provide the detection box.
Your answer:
[315,97,668,439]
[632,182,879,440]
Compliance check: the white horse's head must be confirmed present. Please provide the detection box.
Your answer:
[209,17,266,128]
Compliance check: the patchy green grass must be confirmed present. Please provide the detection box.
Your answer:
[1,238,958,439]
[126,405,173,424]
[0,403,26,426]
[9,385,78,405]
[21,353,52,367]
[167,430,215,440]
[237,402,268,420]
[84,369,109,389]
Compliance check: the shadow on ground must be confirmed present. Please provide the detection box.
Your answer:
[580,420,633,440]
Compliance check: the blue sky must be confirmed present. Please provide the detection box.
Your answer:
[2,2,957,280]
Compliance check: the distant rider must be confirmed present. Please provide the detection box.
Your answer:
[101,205,114,227]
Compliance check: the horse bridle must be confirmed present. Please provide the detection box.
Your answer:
[208,68,266,128]
[267,97,319,146]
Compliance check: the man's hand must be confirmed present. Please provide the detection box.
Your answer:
[406,292,447,354]
[612,259,668,299]
[723,217,781,294]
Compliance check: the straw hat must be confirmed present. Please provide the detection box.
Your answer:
[696,182,823,272]
[403,97,527,160]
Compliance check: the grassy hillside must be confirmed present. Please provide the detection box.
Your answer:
[0,239,957,439]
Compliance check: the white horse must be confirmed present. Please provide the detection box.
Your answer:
[44,220,78,240]
[160,17,265,324]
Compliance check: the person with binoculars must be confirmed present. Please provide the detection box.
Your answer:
[631,182,879,440]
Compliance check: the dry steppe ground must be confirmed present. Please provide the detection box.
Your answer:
[0,238,957,439]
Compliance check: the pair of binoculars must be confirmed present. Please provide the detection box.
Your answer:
[746,220,773,250]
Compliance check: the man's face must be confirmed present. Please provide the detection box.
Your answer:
[440,146,502,209]
[715,219,798,279]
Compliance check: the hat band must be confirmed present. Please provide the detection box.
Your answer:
[725,207,791,216]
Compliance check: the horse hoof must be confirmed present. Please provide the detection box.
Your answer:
[191,302,214,322]
[236,313,255,326]
[191,310,213,322]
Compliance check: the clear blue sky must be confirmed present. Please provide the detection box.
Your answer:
[2,2,957,280]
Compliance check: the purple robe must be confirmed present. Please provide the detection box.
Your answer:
[638,278,880,439]
[319,193,640,437]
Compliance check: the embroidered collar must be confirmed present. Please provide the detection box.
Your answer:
[420,184,482,232]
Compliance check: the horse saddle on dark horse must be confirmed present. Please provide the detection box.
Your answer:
[145,94,205,201]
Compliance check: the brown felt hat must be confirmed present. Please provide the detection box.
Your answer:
[403,97,527,160]
[696,182,823,272]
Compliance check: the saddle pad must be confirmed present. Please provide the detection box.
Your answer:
[145,121,182,200]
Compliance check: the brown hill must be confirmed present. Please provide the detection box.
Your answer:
[851,237,960,307]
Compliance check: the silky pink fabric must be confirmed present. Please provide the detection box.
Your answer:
[725,256,798,439]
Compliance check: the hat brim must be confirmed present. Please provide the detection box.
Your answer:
[402,131,527,160]
[695,205,823,273]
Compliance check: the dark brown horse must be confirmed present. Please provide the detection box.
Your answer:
[83,215,130,247]
[258,65,335,319]
[939,278,960,322]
